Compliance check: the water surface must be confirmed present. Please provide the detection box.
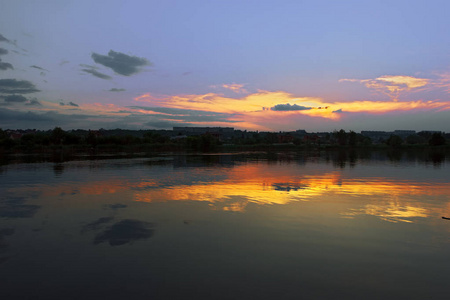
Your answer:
[1,152,449,299]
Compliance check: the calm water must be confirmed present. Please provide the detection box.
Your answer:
[1,151,449,299]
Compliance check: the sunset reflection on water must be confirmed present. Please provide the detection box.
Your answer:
[5,157,449,223]
[1,153,450,299]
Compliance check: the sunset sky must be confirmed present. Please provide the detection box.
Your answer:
[1,0,449,132]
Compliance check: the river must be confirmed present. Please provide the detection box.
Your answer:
[1,151,449,299]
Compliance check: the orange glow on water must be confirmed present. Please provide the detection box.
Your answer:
[8,163,448,222]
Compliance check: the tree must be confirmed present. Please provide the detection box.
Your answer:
[386,134,403,148]
[348,130,357,146]
[405,134,425,145]
[429,132,446,146]
[333,129,347,146]
[51,127,65,145]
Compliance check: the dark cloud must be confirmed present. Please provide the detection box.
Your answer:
[25,99,42,106]
[0,34,10,43]
[0,107,95,129]
[0,108,53,123]
[0,47,13,70]
[271,103,312,111]
[59,60,69,66]
[145,120,191,129]
[81,68,112,80]
[59,101,79,107]
[130,105,238,124]
[109,88,126,92]
[0,79,39,94]
[0,60,13,70]
[91,50,149,76]
[4,95,27,103]
[333,109,344,113]
[30,65,48,72]
[131,105,232,117]
[80,63,97,69]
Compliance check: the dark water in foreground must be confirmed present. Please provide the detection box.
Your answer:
[0,152,449,299]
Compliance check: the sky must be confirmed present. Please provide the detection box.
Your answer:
[0,0,449,132]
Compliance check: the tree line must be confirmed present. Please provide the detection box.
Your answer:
[0,127,447,153]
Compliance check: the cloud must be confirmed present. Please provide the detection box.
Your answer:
[68,101,79,107]
[80,63,97,69]
[132,87,450,131]
[0,79,39,94]
[433,72,450,93]
[271,103,312,111]
[4,95,27,103]
[91,50,149,76]
[0,48,12,70]
[0,108,54,123]
[145,120,191,129]
[30,65,48,72]
[0,60,13,70]
[222,83,247,93]
[25,99,42,106]
[81,68,112,80]
[0,34,11,43]
[375,76,429,89]
[0,107,95,129]
[340,75,430,101]
[108,88,126,92]
[211,83,248,93]
[130,105,238,124]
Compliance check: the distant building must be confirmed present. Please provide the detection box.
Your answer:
[393,130,416,138]
[295,129,307,135]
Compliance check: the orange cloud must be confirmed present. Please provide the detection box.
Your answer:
[340,75,429,101]
[210,83,248,93]
[133,90,450,129]
[433,72,450,93]
[14,73,448,131]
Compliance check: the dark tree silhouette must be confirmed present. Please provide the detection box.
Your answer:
[429,132,446,146]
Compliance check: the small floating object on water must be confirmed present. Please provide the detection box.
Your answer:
[442,217,450,220]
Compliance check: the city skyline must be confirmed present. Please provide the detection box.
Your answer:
[1,0,450,131]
